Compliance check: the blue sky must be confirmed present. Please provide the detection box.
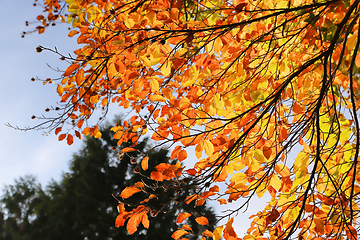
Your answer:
[0,0,84,188]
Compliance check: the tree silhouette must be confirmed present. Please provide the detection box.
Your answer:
[1,119,215,240]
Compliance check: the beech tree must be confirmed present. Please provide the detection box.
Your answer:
[15,0,360,239]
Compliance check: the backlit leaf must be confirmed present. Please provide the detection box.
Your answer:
[120,147,137,153]
[172,230,188,240]
[120,187,141,199]
[63,63,80,77]
[195,216,209,225]
[176,212,191,223]
[141,156,149,171]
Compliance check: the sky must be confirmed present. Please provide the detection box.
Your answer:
[0,0,84,188]
[0,0,266,236]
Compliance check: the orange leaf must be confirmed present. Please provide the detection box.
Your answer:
[181,224,192,231]
[127,213,142,235]
[171,230,188,240]
[202,230,213,238]
[77,119,84,128]
[57,85,64,96]
[141,212,150,229]
[150,171,165,181]
[293,102,304,114]
[120,187,141,199]
[63,64,80,77]
[224,218,237,240]
[195,198,205,206]
[38,26,45,34]
[195,216,209,225]
[58,134,66,141]
[176,212,191,223]
[346,225,357,240]
[141,156,149,171]
[55,127,62,135]
[178,149,187,161]
[121,147,137,153]
[67,134,74,145]
[185,169,197,176]
[68,30,79,37]
[279,126,288,142]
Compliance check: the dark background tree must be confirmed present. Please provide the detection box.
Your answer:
[0,118,215,240]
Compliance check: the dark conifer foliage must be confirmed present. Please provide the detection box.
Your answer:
[1,118,215,240]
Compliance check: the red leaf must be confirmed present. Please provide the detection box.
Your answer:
[58,134,66,141]
[75,130,81,140]
[55,127,62,135]
[185,169,197,176]
[67,134,74,145]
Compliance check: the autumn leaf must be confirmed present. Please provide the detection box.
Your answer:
[55,127,62,135]
[176,212,191,223]
[195,216,209,225]
[171,230,188,240]
[120,147,137,153]
[177,149,187,161]
[58,134,66,141]
[127,213,142,235]
[67,134,74,145]
[63,63,80,77]
[68,30,79,37]
[120,187,141,199]
[141,156,149,171]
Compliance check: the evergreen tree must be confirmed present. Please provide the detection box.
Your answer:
[1,119,215,240]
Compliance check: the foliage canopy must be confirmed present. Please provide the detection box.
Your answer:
[16,0,360,239]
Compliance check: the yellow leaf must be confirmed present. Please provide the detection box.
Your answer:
[214,93,225,110]
[213,225,223,240]
[203,140,214,156]
[57,85,64,96]
[270,174,282,191]
[149,94,166,102]
[161,62,171,77]
[94,130,102,139]
[150,78,160,93]
[254,149,266,163]
[274,164,291,178]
